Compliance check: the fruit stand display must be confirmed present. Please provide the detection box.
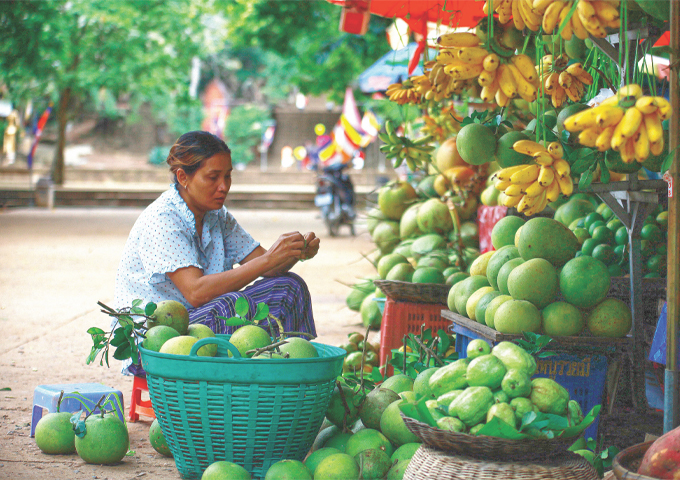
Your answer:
[338,0,676,476]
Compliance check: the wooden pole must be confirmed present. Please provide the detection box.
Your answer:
[664,0,680,434]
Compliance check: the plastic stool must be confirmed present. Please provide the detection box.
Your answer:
[31,383,125,437]
[129,375,155,422]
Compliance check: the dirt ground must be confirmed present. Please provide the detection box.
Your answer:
[0,205,379,480]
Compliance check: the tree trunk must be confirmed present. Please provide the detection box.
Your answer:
[51,87,71,185]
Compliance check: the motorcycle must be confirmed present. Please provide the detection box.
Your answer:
[314,161,356,236]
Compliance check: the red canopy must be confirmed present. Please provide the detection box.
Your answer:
[328,0,485,36]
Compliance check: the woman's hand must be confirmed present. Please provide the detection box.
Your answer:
[265,231,306,267]
[301,232,320,260]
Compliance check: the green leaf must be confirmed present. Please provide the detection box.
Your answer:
[571,155,596,176]
[579,169,594,190]
[0,387,10,391]
[414,396,438,427]
[234,297,250,318]
[87,327,106,335]
[660,146,679,173]
[130,306,145,315]
[110,329,128,348]
[144,302,157,316]
[253,302,269,321]
[437,329,451,353]
[220,316,249,327]
[132,299,143,308]
[599,160,610,184]
[478,416,529,440]
[560,405,601,439]
[112,343,132,361]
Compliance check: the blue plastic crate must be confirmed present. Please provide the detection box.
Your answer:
[454,327,607,441]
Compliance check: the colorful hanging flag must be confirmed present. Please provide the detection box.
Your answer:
[27,102,53,169]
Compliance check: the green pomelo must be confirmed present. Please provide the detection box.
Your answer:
[386,263,415,282]
[466,354,507,390]
[360,294,382,330]
[74,414,129,465]
[393,240,414,259]
[453,275,491,315]
[456,123,497,165]
[323,431,353,452]
[386,459,411,480]
[377,253,409,279]
[484,294,513,329]
[143,325,180,353]
[279,337,318,358]
[264,460,312,480]
[586,298,632,338]
[447,271,470,287]
[355,448,393,480]
[491,216,526,250]
[159,335,198,356]
[416,198,454,235]
[495,131,531,168]
[380,374,415,395]
[493,300,542,334]
[491,341,537,376]
[314,453,360,480]
[345,428,393,458]
[530,378,569,415]
[305,447,342,476]
[372,221,401,254]
[428,358,470,397]
[391,443,421,463]
[475,291,504,327]
[35,411,76,455]
[412,266,445,284]
[187,324,217,357]
[450,386,494,426]
[481,184,500,206]
[202,461,252,480]
[542,301,584,337]
[517,217,580,267]
[443,266,461,278]
[359,388,400,431]
[564,36,587,61]
[605,150,642,174]
[466,286,496,321]
[148,299,190,334]
[496,258,525,295]
[416,255,448,272]
[378,181,418,220]
[554,199,597,228]
[413,367,439,400]
[557,103,589,136]
[380,400,420,446]
[486,245,521,289]
[228,325,272,358]
[559,256,611,309]
[149,418,172,457]
[507,258,558,309]
[411,233,447,259]
[326,385,360,428]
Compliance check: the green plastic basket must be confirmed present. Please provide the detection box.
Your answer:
[139,335,345,480]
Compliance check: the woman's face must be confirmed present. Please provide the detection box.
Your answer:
[182,152,233,214]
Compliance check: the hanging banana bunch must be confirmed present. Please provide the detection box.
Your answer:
[378,120,436,170]
[540,0,621,40]
[436,31,540,107]
[539,54,593,108]
[385,79,422,105]
[420,105,461,144]
[493,140,573,216]
[415,61,477,103]
[562,84,671,164]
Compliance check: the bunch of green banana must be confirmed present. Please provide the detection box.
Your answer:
[378,120,435,170]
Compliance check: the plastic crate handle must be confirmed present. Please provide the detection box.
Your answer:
[190,337,242,358]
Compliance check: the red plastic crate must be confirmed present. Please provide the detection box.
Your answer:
[379,298,451,375]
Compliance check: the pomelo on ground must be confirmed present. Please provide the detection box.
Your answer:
[517,217,580,267]
[493,300,542,334]
[149,418,172,457]
[142,325,180,353]
[202,461,252,480]
[35,411,76,454]
[264,459,313,480]
[486,245,521,289]
[542,301,585,337]
[496,258,525,295]
[559,256,611,309]
[507,258,558,309]
[380,400,420,446]
[391,443,421,462]
[228,325,272,357]
[304,447,342,476]
[484,294,513,329]
[187,324,217,357]
[148,300,190,334]
[74,414,129,465]
[159,335,199,356]
[313,453,360,480]
[355,448,393,480]
[491,216,526,250]
[345,428,393,458]
[359,388,400,430]
[456,123,497,165]
[586,298,632,338]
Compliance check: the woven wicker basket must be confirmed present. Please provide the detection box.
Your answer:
[373,279,450,304]
[404,445,599,480]
[401,414,577,462]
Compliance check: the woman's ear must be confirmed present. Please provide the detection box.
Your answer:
[176,168,187,187]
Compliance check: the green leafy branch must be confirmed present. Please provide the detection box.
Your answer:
[513,331,558,358]
[87,300,157,367]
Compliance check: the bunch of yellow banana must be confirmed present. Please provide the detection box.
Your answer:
[538,0,620,40]
[385,79,422,105]
[378,120,436,170]
[493,139,573,216]
[562,84,671,164]
[420,106,461,144]
[416,61,477,102]
[539,55,593,108]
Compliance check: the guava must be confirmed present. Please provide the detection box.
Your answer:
[450,386,494,427]
[530,378,570,415]
[466,354,507,390]
[486,402,517,428]
[428,359,469,397]
[501,368,532,399]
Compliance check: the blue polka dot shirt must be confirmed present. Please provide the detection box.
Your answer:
[114,184,260,309]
